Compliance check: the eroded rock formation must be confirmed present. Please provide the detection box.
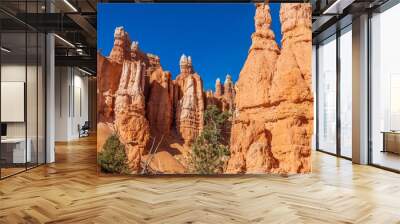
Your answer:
[109,27,131,64]
[98,4,313,174]
[97,53,122,123]
[114,60,150,173]
[222,74,235,112]
[174,54,205,145]
[227,3,280,174]
[147,68,174,137]
[206,75,236,112]
[215,78,223,97]
[227,3,312,174]
[269,3,313,173]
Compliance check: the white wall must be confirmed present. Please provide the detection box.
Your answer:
[55,67,89,141]
[1,65,39,138]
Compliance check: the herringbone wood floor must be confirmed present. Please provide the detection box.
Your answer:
[1,136,400,224]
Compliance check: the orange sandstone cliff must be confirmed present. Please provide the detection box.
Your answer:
[269,3,313,173]
[98,3,312,174]
[227,3,280,174]
[226,3,313,174]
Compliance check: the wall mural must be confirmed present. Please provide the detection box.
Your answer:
[97,3,313,175]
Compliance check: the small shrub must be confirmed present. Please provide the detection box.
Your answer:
[98,134,130,174]
[189,105,231,174]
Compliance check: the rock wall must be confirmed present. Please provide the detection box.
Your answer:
[98,4,313,175]
[97,53,122,124]
[227,3,312,174]
[207,75,235,112]
[109,27,131,64]
[98,29,206,171]
[114,60,150,173]
[269,3,313,173]
[227,3,280,174]
[222,74,235,112]
[147,68,174,137]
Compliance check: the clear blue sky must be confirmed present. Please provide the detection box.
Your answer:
[98,3,281,91]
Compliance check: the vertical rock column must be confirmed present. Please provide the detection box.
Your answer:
[147,65,174,137]
[223,74,235,112]
[215,78,223,97]
[114,59,150,173]
[269,3,313,173]
[227,4,280,174]
[174,54,205,146]
[109,27,131,64]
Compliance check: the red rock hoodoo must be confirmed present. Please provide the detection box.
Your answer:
[268,3,313,173]
[206,75,236,112]
[98,4,312,174]
[173,54,205,146]
[226,3,312,174]
[147,61,174,137]
[109,27,131,64]
[227,3,280,174]
[114,59,150,173]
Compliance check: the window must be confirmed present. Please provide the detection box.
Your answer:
[370,3,400,171]
[339,26,352,158]
[317,35,337,154]
[0,1,46,179]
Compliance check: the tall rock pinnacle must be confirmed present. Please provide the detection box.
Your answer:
[235,3,280,111]
[215,78,223,97]
[179,54,194,74]
[174,55,204,146]
[109,26,131,64]
[114,61,150,173]
[268,3,313,173]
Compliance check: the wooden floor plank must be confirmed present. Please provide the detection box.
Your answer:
[0,135,399,223]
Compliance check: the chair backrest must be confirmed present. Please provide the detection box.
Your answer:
[82,121,90,129]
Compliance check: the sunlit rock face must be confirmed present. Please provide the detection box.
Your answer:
[114,60,150,173]
[97,53,122,124]
[98,5,312,174]
[222,74,235,112]
[109,26,131,64]
[269,3,313,173]
[227,3,280,174]
[147,67,174,137]
[227,3,312,174]
[215,78,223,97]
[174,54,205,146]
[207,75,235,113]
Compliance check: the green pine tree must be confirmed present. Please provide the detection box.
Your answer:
[98,134,131,174]
[189,105,231,174]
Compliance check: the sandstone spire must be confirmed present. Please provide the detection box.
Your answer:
[227,3,312,174]
[234,3,279,111]
[179,54,193,74]
[174,55,204,146]
[268,3,313,173]
[215,78,223,97]
[226,3,280,174]
[109,26,131,64]
[147,67,174,137]
[114,61,150,173]
[223,75,234,98]
[222,74,235,112]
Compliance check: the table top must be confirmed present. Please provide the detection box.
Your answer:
[1,138,29,143]
[381,131,400,134]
